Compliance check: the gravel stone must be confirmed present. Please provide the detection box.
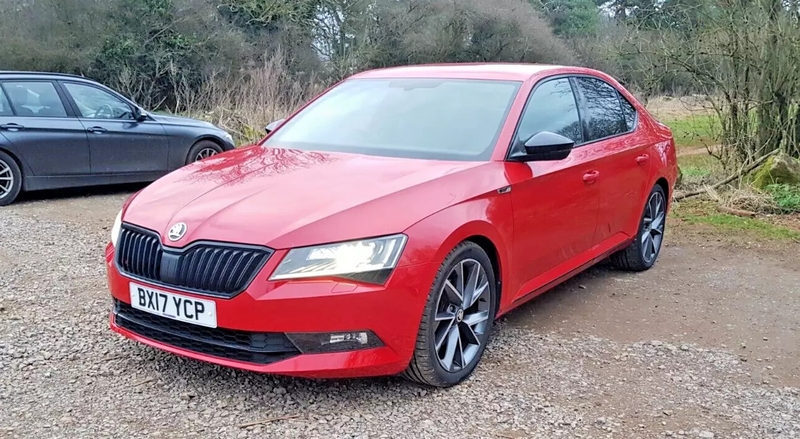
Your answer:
[1,191,799,438]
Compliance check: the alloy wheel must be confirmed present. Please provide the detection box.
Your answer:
[641,190,665,264]
[194,147,219,161]
[0,160,13,200]
[433,259,491,373]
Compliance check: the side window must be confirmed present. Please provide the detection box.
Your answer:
[2,82,68,118]
[0,87,13,116]
[575,77,628,141]
[620,94,637,131]
[63,83,134,120]
[516,78,582,145]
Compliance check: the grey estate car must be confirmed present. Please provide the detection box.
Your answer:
[0,71,235,206]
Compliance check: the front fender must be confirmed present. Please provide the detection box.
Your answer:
[398,192,515,308]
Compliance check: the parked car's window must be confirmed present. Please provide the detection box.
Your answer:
[0,87,13,116]
[516,78,582,145]
[3,82,67,117]
[620,94,638,131]
[576,77,629,141]
[63,83,133,120]
[263,78,522,161]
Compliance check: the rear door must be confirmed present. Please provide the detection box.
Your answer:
[60,81,170,174]
[0,80,90,175]
[573,76,651,244]
[507,77,602,298]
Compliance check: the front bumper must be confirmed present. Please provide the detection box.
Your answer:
[106,243,435,378]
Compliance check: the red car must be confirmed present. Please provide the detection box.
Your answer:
[107,64,677,387]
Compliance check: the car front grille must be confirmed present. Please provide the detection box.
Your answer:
[116,224,272,298]
[113,300,300,365]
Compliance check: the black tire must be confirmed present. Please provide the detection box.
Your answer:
[610,184,667,271]
[0,151,22,207]
[402,241,498,387]
[186,140,223,165]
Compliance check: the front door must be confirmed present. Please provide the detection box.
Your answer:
[0,81,90,175]
[507,77,602,300]
[60,81,170,175]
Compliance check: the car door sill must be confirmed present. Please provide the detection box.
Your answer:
[24,172,166,191]
[501,235,632,316]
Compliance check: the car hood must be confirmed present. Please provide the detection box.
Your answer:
[123,146,492,249]
[149,113,218,129]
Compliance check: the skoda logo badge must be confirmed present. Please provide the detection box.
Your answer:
[167,222,188,241]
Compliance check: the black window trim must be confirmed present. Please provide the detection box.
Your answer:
[0,85,13,117]
[571,74,639,146]
[504,74,585,161]
[0,79,75,118]
[59,80,137,121]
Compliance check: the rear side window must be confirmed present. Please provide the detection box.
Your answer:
[516,78,582,145]
[620,95,637,131]
[0,88,13,116]
[575,77,629,141]
[2,81,68,118]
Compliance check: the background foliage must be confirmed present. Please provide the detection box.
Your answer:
[2,0,800,164]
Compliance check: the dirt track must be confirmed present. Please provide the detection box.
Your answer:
[1,186,799,438]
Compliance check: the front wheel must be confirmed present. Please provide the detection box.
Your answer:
[186,140,223,165]
[403,242,497,387]
[610,184,667,271]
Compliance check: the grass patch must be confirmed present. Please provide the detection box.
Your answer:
[673,202,800,241]
[765,184,800,213]
[663,114,720,149]
[678,153,722,186]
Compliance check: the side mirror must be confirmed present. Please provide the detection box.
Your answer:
[133,107,148,121]
[265,119,285,134]
[513,131,574,162]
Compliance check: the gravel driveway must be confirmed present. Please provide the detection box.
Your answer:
[1,187,799,439]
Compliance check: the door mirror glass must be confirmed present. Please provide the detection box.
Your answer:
[521,131,574,161]
[265,119,285,134]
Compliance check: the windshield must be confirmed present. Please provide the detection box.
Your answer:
[263,78,522,161]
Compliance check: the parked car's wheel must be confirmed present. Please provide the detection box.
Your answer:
[0,151,22,207]
[403,241,497,387]
[186,140,223,165]
[611,184,667,271]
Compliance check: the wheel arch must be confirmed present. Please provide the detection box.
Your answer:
[196,133,236,152]
[463,234,503,311]
[655,176,670,202]
[0,146,27,190]
[403,216,511,314]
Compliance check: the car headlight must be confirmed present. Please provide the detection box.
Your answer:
[111,210,122,247]
[270,234,407,284]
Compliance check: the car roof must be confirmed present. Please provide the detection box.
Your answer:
[0,71,94,81]
[350,63,592,82]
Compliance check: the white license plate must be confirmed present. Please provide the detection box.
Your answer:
[129,283,217,328]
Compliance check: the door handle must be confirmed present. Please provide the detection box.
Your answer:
[635,154,650,165]
[87,126,107,133]
[582,170,600,184]
[0,123,24,131]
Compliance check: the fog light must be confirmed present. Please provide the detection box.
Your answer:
[329,332,368,345]
[286,330,383,354]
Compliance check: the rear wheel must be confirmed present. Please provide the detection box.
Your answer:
[610,184,667,271]
[403,242,497,387]
[0,151,22,207]
[186,140,223,165]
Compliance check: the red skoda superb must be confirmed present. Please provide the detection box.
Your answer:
[107,64,678,387]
